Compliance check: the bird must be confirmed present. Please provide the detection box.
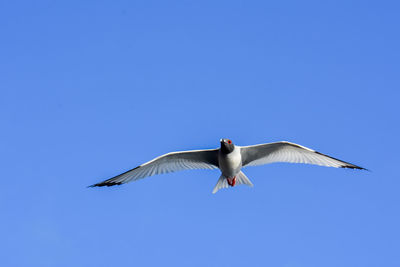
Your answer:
[89,139,366,193]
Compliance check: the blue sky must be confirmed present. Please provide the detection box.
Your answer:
[1,1,399,266]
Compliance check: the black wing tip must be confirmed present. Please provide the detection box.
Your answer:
[340,165,370,171]
[87,166,142,188]
[312,151,368,171]
[340,165,367,170]
[87,181,123,188]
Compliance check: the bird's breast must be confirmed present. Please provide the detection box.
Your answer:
[218,147,242,177]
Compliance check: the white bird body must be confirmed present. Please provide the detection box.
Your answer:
[90,139,366,193]
[218,145,242,178]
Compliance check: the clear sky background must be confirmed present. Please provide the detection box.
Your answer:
[1,1,399,266]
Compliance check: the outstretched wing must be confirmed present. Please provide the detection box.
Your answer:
[90,149,219,187]
[241,141,365,169]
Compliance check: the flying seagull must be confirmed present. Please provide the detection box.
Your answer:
[90,139,366,193]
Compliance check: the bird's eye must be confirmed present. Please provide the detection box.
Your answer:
[227,140,232,144]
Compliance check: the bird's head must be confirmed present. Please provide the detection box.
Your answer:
[220,138,235,154]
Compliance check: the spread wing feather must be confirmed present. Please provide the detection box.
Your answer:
[90,149,219,187]
[241,141,365,170]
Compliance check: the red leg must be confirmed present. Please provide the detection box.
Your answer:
[227,176,236,187]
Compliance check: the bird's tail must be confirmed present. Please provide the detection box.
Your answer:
[212,171,253,194]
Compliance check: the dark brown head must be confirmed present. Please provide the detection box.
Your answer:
[220,138,235,154]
